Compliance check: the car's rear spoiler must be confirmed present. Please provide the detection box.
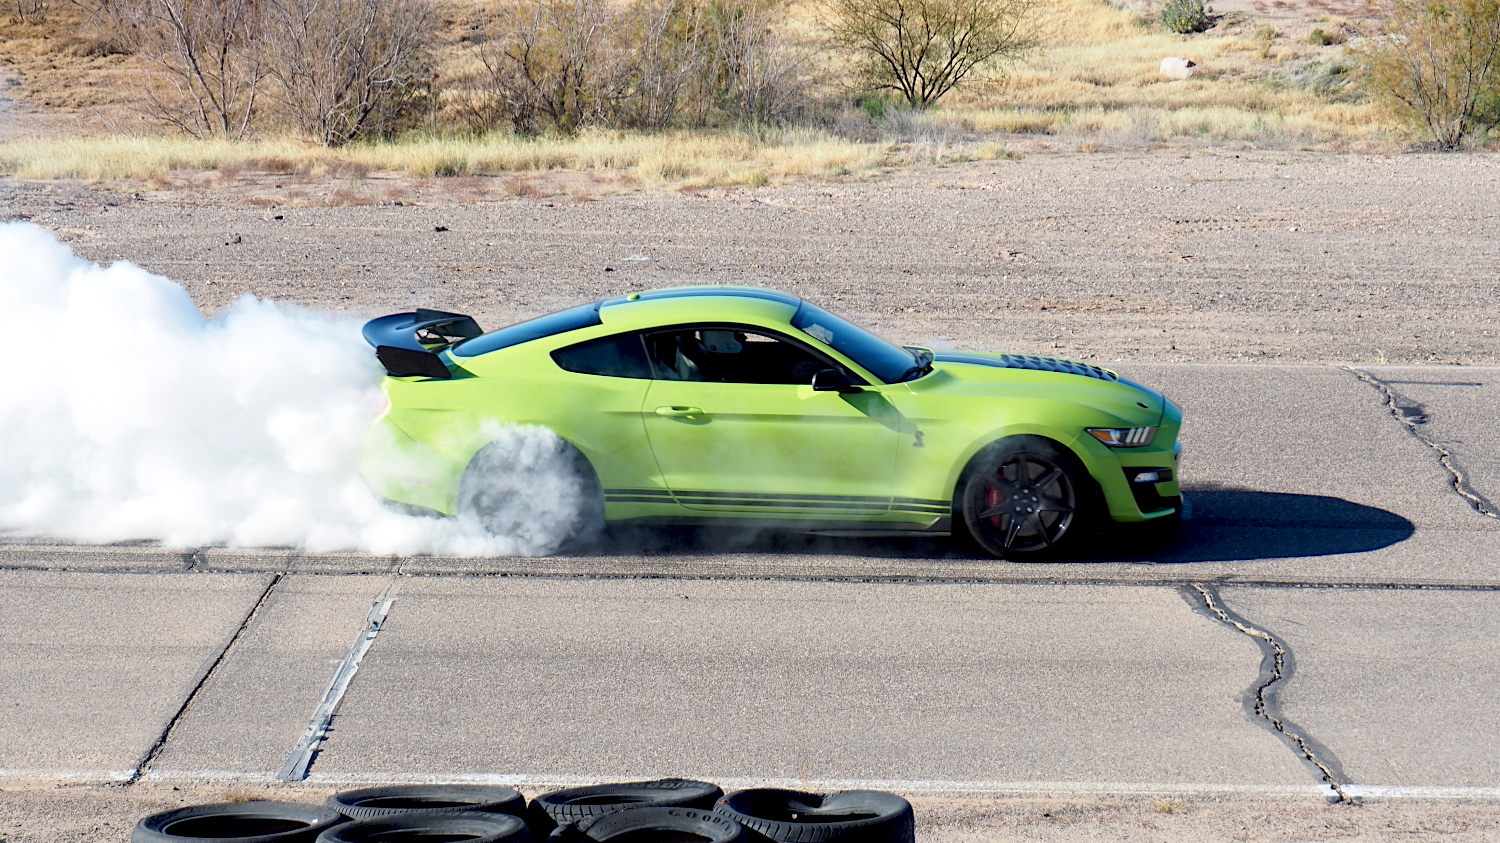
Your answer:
[362,309,483,379]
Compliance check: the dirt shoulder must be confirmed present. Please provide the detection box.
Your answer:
[3,148,1497,367]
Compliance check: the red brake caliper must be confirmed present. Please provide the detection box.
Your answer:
[986,476,1005,527]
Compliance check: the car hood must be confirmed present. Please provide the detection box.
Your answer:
[928,351,1167,425]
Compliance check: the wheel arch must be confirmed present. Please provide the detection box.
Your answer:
[949,431,1106,519]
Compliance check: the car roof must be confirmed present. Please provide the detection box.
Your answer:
[599,286,801,309]
[597,286,803,329]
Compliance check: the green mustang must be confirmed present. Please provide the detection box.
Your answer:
[361,286,1182,559]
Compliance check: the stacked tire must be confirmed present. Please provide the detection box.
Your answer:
[714,788,915,843]
[133,781,915,843]
[528,778,723,837]
[319,785,530,842]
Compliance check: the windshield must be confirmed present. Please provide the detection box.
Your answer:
[791,301,921,384]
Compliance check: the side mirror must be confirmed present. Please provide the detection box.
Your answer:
[811,369,859,393]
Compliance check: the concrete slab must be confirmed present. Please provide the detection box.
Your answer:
[147,574,391,779]
[311,578,1313,788]
[1363,366,1500,520]
[0,571,271,780]
[1219,586,1500,789]
[1116,363,1473,530]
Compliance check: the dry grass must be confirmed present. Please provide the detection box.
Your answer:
[0,130,888,187]
[925,0,1383,144]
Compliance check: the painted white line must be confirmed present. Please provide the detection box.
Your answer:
[0,769,134,783]
[298,773,1333,797]
[1341,785,1500,799]
[16,769,1500,800]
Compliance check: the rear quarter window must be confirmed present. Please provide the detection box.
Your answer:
[551,333,654,379]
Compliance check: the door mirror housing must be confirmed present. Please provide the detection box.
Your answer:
[811,369,860,393]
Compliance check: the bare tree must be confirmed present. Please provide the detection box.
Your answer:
[616,0,707,129]
[823,0,1038,108]
[702,0,809,123]
[115,0,268,137]
[467,0,625,134]
[1362,0,1500,147]
[266,0,435,146]
[462,0,810,132]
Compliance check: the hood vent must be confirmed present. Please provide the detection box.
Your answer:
[935,352,1118,382]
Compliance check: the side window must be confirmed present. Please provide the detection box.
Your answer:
[551,333,654,379]
[645,327,849,385]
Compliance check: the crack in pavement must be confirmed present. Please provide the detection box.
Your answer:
[1345,367,1498,520]
[1185,583,1352,804]
[124,572,284,785]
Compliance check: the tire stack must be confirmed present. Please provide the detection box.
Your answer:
[132,780,915,843]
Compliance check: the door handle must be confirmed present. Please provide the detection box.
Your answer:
[655,406,705,417]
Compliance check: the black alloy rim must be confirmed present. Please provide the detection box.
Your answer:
[975,453,1076,551]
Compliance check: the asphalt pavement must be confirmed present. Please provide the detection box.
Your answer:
[1,363,1497,801]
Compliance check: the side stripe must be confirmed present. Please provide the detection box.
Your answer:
[604,488,950,514]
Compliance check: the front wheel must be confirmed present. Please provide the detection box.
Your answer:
[958,437,1091,561]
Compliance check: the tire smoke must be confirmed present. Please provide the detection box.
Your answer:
[0,222,578,556]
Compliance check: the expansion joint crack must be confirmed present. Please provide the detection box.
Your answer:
[123,572,284,785]
[1345,367,1498,520]
[1189,583,1352,804]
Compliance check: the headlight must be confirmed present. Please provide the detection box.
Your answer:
[1087,427,1156,448]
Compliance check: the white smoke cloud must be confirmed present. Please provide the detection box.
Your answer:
[0,222,582,556]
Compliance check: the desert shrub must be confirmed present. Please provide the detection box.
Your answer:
[1361,0,1500,146]
[462,0,809,134]
[1308,26,1332,44]
[10,0,48,23]
[109,0,270,138]
[465,0,636,134]
[264,0,436,146]
[694,0,810,125]
[823,0,1040,108]
[1160,0,1207,33]
[1296,59,1357,99]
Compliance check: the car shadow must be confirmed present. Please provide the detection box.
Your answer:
[585,487,1415,564]
[1086,486,1416,564]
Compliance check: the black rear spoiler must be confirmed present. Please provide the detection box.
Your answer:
[362,309,483,379]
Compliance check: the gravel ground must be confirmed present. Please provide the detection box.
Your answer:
[3,147,1498,367]
[3,150,1500,840]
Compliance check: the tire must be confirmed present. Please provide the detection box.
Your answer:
[315,811,528,843]
[956,436,1092,561]
[325,785,526,820]
[133,801,343,843]
[548,807,756,842]
[529,779,724,834]
[457,428,605,553]
[714,789,914,843]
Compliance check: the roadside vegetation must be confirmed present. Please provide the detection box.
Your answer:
[0,0,1491,189]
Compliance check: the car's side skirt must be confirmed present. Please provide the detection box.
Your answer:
[609,514,952,536]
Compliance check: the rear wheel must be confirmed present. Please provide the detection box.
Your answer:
[457,428,604,553]
[958,437,1090,561]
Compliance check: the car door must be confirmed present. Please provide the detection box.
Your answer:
[640,325,903,515]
